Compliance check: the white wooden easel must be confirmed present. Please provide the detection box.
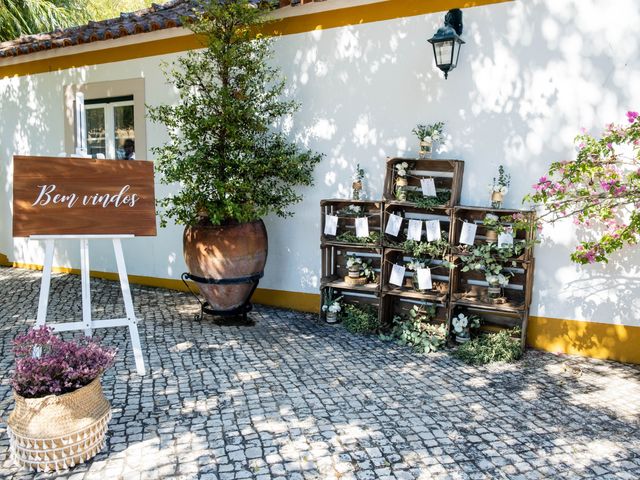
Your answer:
[32,234,146,375]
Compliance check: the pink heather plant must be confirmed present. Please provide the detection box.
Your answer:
[11,327,116,398]
[525,111,640,264]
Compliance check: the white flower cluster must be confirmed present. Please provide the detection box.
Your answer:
[488,184,509,194]
[486,273,509,286]
[322,302,341,313]
[395,162,410,178]
[406,260,426,271]
[452,313,470,333]
[429,131,443,143]
[346,256,363,269]
[452,313,480,334]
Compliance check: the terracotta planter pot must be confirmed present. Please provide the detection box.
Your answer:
[184,220,268,312]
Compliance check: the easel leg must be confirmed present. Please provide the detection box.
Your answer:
[113,239,146,375]
[80,238,93,337]
[35,239,55,327]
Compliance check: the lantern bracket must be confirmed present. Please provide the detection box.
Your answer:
[445,9,463,36]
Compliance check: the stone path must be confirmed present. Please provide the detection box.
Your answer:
[0,266,639,479]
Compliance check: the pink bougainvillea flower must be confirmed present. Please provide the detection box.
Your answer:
[626,111,638,123]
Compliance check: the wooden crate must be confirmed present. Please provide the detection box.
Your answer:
[321,244,382,294]
[382,203,451,248]
[451,206,536,260]
[319,286,381,323]
[381,248,450,303]
[382,157,464,208]
[448,303,528,348]
[381,292,448,330]
[449,258,534,312]
[320,199,383,247]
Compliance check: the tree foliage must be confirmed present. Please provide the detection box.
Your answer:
[526,112,640,264]
[0,0,83,41]
[0,0,153,42]
[148,0,322,226]
[86,0,154,22]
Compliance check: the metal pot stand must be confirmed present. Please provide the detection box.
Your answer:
[181,271,264,323]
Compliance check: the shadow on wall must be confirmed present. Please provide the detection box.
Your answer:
[268,0,640,325]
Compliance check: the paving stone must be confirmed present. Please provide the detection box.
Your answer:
[0,267,638,479]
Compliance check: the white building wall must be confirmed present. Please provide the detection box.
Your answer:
[1,0,639,327]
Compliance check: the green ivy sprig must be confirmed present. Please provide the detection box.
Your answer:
[336,230,381,245]
[405,189,451,208]
[342,304,380,335]
[381,305,447,353]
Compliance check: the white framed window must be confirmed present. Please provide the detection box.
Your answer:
[85,96,136,159]
[64,79,146,161]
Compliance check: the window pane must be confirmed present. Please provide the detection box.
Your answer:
[86,108,105,157]
[114,105,135,160]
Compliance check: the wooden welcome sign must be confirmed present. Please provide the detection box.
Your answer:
[13,156,157,237]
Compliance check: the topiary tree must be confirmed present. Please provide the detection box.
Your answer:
[148,0,322,227]
[526,111,640,264]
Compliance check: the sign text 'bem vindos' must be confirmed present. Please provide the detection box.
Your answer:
[12,156,157,237]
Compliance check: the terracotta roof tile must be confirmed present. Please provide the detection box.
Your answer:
[0,0,200,58]
[0,0,310,59]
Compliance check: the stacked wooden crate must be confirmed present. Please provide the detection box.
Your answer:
[320,200,383,321]
[319,157,536,350]
[449,206,536,347]
[379,158,463,332]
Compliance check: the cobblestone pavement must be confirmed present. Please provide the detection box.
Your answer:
[0,267,639,480]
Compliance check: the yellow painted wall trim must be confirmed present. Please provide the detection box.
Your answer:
[7,255,636,364]
[528,316,640,365]
[0,0,511,79]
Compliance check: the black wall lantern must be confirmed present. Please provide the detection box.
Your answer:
[428,9,465,79]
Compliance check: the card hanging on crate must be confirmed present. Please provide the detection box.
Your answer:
[407,219,422,241]
[385,213,403,237]
[389,264,406,287]
[498,227,514,247]
[460,222,477,245]
[420,178,437,197]
[417,268,433,290]
[355,217,369,238]
[425,220,441,242]
[324,214,338,236]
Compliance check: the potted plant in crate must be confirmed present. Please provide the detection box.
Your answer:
[352,164,365,200]
[148,0,322,315]
[451,312,481,343]
[489,165,510,208]
[345,255,376,286]
[458,243,518,302]
[7,327,116,473]
[412,122,445,159]
[321,288,343,324]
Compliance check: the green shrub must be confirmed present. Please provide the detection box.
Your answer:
[342,304,380,335]
[454,328,523,365]
[383,305,447,353]
[148,0,322,227]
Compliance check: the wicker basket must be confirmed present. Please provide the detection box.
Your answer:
[7,377,111,473]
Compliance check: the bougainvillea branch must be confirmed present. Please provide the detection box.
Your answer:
[525,111,640,264]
